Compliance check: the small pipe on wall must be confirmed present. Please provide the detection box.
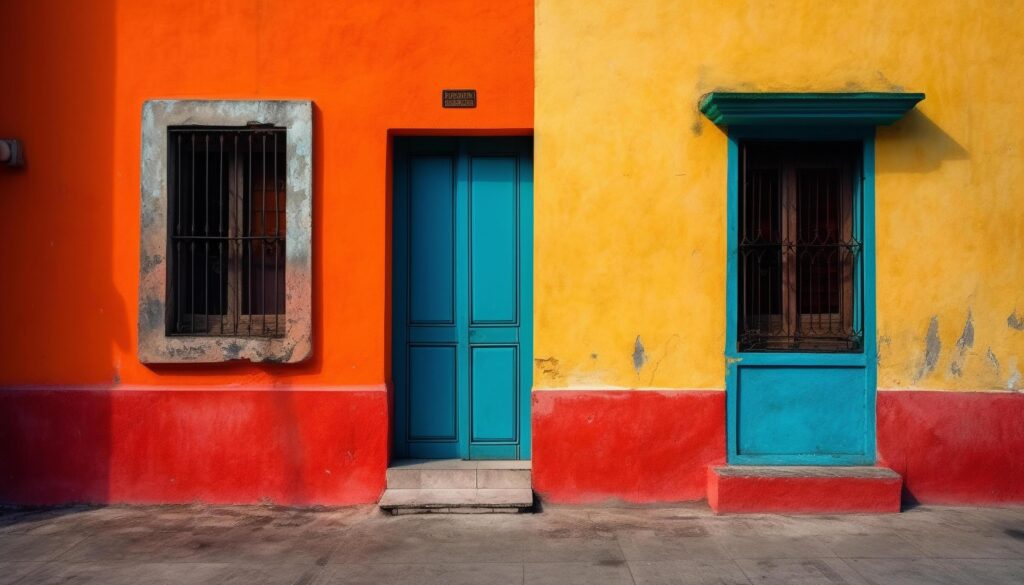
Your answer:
[0,139,23,167]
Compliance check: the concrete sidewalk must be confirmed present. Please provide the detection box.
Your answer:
[1,503,1023,584]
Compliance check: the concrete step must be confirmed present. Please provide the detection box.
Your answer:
[707,465,903,514]
[379,488,534,514]
[387,459,531,490]
[380,459,534,514]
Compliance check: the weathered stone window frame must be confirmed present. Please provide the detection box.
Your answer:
[138,100,313,363]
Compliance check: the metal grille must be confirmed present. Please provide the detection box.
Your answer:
[167,127,286,337]
[738,142,862,352]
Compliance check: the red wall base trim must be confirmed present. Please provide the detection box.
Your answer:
[0,387,389,506]
[4,387,1022,507]
[877,390,1024,505]
[532,390,726,504]
[707,467,902,514]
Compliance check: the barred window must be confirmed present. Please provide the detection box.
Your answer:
[167,127,286,337]
[138,100,312,364]
[738,142,862,352]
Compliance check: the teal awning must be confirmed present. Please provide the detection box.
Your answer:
[699,92,925,126]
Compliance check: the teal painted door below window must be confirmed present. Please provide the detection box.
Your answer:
[393,137,532,460]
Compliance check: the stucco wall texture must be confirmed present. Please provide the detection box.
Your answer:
[534,0,1024,392]
[0,0,532,505]
[0,0,533,388]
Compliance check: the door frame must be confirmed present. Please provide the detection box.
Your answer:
[724,125,878,466]
[390,135,533,460]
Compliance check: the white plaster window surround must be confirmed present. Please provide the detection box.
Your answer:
[138,100,313,363]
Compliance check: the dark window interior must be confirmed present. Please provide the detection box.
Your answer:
[738,141,862,352]
[167,127,287,337]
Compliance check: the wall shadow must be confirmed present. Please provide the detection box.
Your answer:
[0,0,117,505]
[876,109,969,173]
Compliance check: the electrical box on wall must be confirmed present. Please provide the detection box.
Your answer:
[1,139,23,167]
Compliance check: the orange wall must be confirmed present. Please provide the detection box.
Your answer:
[0,0,533,387]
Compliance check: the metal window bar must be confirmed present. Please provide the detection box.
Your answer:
[166,127,287,337]
[738,142,862,352]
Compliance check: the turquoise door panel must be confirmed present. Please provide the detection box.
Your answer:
[393,137,532,460]
[471,346,518,442]
[408,345,458,440]
[409,157,455,324]
[736,366,867,458]
[470,157,518,324]
[725,127,877,466]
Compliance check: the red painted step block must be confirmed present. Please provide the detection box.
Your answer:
[708,466,902,514]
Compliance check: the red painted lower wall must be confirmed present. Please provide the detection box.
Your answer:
[0,387,389,506]
[533,389,1024,506]
[532,390,726,504]
[3,386,1022,506]
[877,390,1024,505]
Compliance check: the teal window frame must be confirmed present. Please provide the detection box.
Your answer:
[706,92,923,465]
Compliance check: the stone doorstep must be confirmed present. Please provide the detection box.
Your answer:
[390,506,522,515]
[378,488,535,513]
[386,460,533,490]
[381,460,535,514]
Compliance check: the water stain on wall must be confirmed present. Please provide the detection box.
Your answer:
[915,316,941,382]
[877,335,892,366]
[950,310,974,377]
[987,347,1001,378]
[1008,368,1021,391]
[632,336,646,374]
[1008,310,1024,331]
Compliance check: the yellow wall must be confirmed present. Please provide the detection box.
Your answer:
[534,0,1024,391]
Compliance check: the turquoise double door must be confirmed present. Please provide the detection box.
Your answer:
[393,137,532,460]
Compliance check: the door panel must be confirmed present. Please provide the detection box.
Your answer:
[736,366,867,457]
[470,157,518,324]
[409,157,455,324]
[408,345,458,440]
[471,346,518,442]
[393,137,532,460]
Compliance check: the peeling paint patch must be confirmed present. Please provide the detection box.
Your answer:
[986,347,1001,378]
[956,311,975,350]
[877,335,892,366]
[915,316,941,381]
[950,310,974,377]
[141,298,163,329]
[265,343,296,364]
[224,341,244,360]
[1008,369,1021,391]
[140,253,163,275]
[632,336,647,374]
[1008,310,1024,331]
[535,356,562,381]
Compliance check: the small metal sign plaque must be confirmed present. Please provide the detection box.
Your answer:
[442,89,477,108]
